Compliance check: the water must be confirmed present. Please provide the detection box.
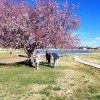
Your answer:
[33,49,92,54]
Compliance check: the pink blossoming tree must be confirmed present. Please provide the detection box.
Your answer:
[0,0,80,57]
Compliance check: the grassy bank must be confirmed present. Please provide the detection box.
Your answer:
[79,53,100,64]
[0,53,100,100]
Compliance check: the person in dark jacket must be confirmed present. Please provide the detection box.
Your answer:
[52,53,59,68]
[45,51,49,62]
[48,53,51,66]
[45,51,51,66]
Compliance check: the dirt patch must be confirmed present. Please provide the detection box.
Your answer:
[0,56,28,64]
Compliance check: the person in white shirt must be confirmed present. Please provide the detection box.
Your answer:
[33,51,41,69]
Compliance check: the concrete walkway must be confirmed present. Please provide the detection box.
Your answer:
[74,55,100,69]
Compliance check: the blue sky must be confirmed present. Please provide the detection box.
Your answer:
[67,0,100,47]
[28,0,100,47]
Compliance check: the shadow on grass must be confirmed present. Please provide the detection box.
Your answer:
[0,60,30,67]
[40,62,54,68]
[18,55,28,58]
[0,59,53,68]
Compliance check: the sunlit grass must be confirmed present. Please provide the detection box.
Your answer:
[79,53,100,64]
[0,52,15,59]
[0,52,100,100]
[0,50,25,59]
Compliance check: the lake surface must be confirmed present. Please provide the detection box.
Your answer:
[33,49,92,54]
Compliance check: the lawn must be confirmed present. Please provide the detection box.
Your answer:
[0,50,25,59]
[0,52,100,100]
[79,53,100,65]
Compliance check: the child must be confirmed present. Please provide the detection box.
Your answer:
[34,51,41,69]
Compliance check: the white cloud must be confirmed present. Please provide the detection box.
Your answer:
[73,32,100,47]
[95,37,100,40]
[83,37,100,45]
[85,40,96,45]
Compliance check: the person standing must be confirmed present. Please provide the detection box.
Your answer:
[45,51,51,66]
[52,53,59,68]
[47,53,51,66]
[45,51,49,62]
[34,51,41,69]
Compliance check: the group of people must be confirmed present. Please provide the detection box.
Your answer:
[30,51,59,69]
[45,51,59,67]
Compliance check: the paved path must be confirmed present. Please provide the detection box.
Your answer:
[74,55,100,69]
[0,56,28,64]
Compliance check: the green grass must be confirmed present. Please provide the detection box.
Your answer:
[0,52,15,59]
[79,53,100,64]
[0,50,25,59]
[0,52,100,100]
[0,65,61,85]
[0,65,61,100]
[52,86,61,91]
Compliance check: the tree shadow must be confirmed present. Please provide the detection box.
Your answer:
[0,54,30,67]
[0,59,33,67]
[0,58,53,68]
[40,62,54,68]
[16,59,33,67]
[18,55,28,58]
